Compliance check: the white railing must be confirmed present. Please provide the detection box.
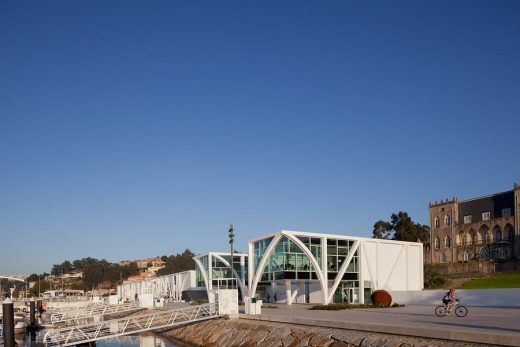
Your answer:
[46,300,103,314]
[44,302,220,346]
[50,301,141,323]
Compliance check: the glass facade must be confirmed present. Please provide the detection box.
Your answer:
[253,237,274,271]
[195,253,248,289]
[195,255,209,287]
[332,281,360,304]
[256,236,322,282]
[327,239,357,275]
[212,255,232,279]
[253,235,361,303]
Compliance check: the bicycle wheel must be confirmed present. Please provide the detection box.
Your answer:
[435,305,446,317]
[455,305,468,317]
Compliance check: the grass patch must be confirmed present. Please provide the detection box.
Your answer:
[449,272,487,280]
[458,272,520,289]
[309,303,404,310]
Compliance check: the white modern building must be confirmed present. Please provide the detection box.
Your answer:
[117,270,195,302]
[249,230,423,305]
[194,230,424,305]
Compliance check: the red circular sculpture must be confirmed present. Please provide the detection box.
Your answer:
[370,290,392,306]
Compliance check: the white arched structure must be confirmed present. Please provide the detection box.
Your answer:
[248,230,423,306]
[0,275,27,283]
[249,232,330,304]
[211,253,248,297]
[193,252,248,301]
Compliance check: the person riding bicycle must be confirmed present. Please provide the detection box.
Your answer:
[442,288,456,314]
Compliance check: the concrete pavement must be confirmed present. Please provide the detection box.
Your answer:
[240,304,520,346]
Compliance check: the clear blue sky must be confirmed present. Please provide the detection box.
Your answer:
[1,1,519,274]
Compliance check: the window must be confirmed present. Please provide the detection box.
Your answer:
[440,253,446,263]
[508,229,514,241]
[434,237,440,249]
[498,248,506,259]
[463,251,469,261]
[444,214,451,226]
[502,208,511,217]
[462,233,467,246]
[482,212,490,221]
[484,231,491,243]
[495,230,502,242]
[445,236,451,248]
[434,217,440,228]
[464,215,472,224]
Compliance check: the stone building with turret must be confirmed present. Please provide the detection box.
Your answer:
[426,183,520,265]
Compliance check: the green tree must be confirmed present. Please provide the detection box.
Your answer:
[372,220,393,239]
[83,259,110,289]
[373,211,430,243]
[26,273,39,282]
[156,249,196,276]
[424,270,448,289]
[120,262,139,279]
[51,260,74,276]
[28,280,51,297]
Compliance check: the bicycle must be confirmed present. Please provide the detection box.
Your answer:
[435,299,468,317]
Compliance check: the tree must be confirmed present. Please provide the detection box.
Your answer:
[26,273,39,282]
[373,211,430,244]
[372,220,393,239]
[28,280,51,297]
[120,262,139,279]
[156,249,196,276]
[51,260,74,276]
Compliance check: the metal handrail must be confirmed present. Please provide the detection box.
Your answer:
[46,300,105,313]
[50,301,141,323]
[43,302,220,346]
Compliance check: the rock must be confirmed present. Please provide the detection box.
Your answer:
[298,332,315,346]
[242,328,269,344]
[308,334,334,347]
[158,317,488,347]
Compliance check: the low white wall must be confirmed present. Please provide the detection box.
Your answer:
[391,288,520,307]
[217,289,238,315]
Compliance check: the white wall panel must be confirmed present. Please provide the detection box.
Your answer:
[376,242,402,290]
[361,241,378,288]
[406,245,423,290]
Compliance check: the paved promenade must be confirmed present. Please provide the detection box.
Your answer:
[241,304,520,346]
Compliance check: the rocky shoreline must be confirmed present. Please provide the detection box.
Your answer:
[158,317,492,347]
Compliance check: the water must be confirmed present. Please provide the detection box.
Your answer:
[95,333,178,347]
[12,331,178,347]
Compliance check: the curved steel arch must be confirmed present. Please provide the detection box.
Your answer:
[250,232,363,305]
[194,254,248,300]
[249,233,283,299]
[212,254,248,298]
[283,233,328,303]
[193,257,210,292]
[0,276,26,283]
[249,232,328,304]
